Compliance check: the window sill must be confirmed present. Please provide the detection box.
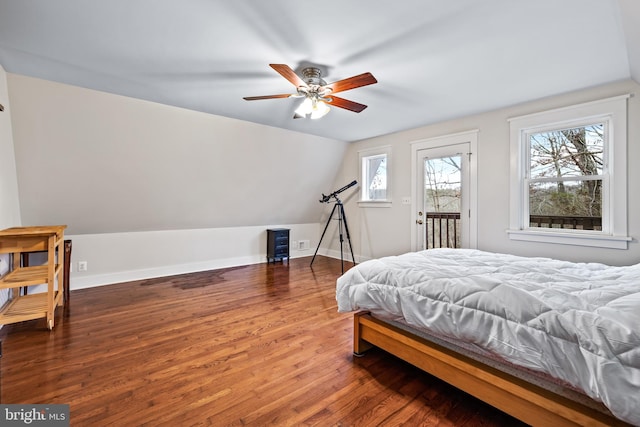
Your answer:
[506,229,631,249]
[358,200,392,208]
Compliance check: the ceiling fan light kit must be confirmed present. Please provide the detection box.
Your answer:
[244,64,377,120]
[294,96,331,119]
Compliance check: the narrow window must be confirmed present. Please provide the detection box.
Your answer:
[358,146,392,207]
[363,153,387,201]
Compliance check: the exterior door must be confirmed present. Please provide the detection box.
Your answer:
[411,130,478,252]
[415,142,472,250]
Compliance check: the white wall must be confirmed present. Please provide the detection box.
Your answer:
[7,73,348,235]
[0,66,20,229]
[6,71,640,295]
[331,79,640,266]
[0,65,21,307]
[5,73,349,289]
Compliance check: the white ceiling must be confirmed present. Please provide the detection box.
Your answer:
[0,0,638,142]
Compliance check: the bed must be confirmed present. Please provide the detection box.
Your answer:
[336,248,640,426]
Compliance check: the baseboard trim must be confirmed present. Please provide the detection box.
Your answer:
[70,252,320,290]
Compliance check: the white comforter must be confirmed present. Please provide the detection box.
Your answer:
[336,248,640,425]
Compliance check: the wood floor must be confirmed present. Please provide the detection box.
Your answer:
[0,256,526,426]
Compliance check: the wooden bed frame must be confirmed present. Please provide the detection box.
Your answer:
[353,311,631,427]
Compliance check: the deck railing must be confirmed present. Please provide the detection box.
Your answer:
[425,213,602,249]
[426,212,460,249]
[529,215,602,230]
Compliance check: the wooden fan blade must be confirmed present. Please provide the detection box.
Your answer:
[270,64,306,87]
[325,72,377,94]
[243,94,292,101]
[327,96,368,113]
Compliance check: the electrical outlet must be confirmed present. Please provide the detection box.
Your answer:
[299,240,310,250]
[78,261,88,272]
[291,240,298,251]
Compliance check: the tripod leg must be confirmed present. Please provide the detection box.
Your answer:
[339,203,356,266]
[337,204,345,273]
[311,203,339,267]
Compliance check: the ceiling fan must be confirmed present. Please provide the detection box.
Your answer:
[243,64,377,119]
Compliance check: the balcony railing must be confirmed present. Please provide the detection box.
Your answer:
[425,213,602,250]
[426,212,460,249]
[529,215,602,231]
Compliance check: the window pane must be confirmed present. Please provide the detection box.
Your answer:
[424,156,461,213]
[365,155,386,200]
[423,155,462,249]
[529,180,602,230]
[529,124,604,179]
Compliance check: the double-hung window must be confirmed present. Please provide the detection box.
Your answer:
[358,145,392,207]
[508,95,630,249]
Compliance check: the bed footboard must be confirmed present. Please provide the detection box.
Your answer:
[353,311,629,427]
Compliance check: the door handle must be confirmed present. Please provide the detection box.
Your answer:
[416,219,423,225]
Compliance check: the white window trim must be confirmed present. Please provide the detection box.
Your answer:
[507,94,631,249]
[358,145,392,208]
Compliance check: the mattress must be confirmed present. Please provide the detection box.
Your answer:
[336,248,640,425]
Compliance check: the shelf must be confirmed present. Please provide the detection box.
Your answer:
[0,292,61,324]
[0,225,66,239]
[0,225,67,330]
[0,225,66,253]
[0,265,60,290]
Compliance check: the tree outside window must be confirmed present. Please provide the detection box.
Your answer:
[508,94,629,249]
[424,156,461,214]
[527,124,604,230]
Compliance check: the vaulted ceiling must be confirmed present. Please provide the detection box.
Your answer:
[0,0,638,142]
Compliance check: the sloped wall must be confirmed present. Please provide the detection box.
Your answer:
[8,74,347,234]
[7,73,348,288]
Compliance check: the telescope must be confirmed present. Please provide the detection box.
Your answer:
[312,180,357,273]
[319,180,357,203]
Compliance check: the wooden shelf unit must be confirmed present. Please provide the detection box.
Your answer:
[0,225,66,330]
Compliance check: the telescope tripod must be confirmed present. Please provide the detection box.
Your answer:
[310,197,355,274]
